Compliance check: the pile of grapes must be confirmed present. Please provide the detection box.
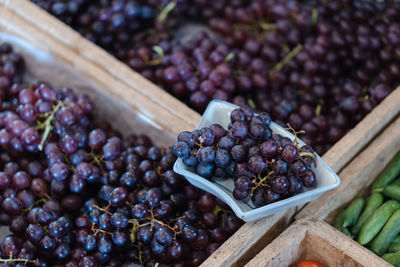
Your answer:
[173,106,317,207]
[0,42,243,266]
[31,0,400,155]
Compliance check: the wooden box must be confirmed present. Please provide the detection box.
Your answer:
[1,1,400,266]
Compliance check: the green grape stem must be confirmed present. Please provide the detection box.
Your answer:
[37,101,62,151]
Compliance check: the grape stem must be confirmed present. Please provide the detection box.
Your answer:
[157,1,177,23]
[285,123,304,147]
[212,204,230,216]
[299,151,317,167]
[0,258,34,264]
[92,204,112,215]
[22,197,48,213]
[251,171,274,196]
[37,101,62,151]
[270,44,302,72]
[91,222,111,236]
[248,99,256,109]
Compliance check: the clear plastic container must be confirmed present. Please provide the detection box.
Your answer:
[174,100,340,222]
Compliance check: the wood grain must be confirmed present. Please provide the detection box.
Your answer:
[245,217,392,267]
[298,115,400,221]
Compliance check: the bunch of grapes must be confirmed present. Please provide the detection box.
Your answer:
[70,143,242,266]
[75,0,157,55]
[0,41,244,266]
[173,106,317,207]
[30,0,89,24]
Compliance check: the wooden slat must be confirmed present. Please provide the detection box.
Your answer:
[245,217,392,267]
[298,115,400,221]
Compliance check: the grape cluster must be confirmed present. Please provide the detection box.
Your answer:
[75,0,158,55]
[173,106,317,207]
[0,42,243,266]
[31,0,400,155]
[30,0,90,24]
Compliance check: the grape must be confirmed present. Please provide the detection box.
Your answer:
[288,174,303,194]
[197,194,216,212]
[109,187,128,207]
[260,140,278,158]
[196,163,215,179]
[264,188,280,204]
[88,129,106,149]
[217,136,235,151]
[214,149,230,167]
[247,155,267,173]
[272,160,288,175]
[198,146,216,164]
[270,176,289,194]
[97,236,112,254]
[110,212,128,229]
[112,230,129,246]
[50,163,69,181]
[137,225,154,244]
[168,241,183,260]
[228,121,248,140]
[209,124,227,141]
[145,188,161,208]
[0,42,247,266]
[151,237,166,255]
[302,169,317,188]
[251,188,266,207]
[182,225,198,242]
[12,171,31,189]
[177,131,196,148]
[103,137,121,161]
[40,235,56,253]
[230,109,246,122]
[231,145,247,162]
[2,197,22,216]
[172,141,190,159]
[1,235,21,257]
[282,144,298,163]
[155,226,173,246]
[199,128,215,146]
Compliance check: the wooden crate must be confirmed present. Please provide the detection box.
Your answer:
[2,1,400,266]
[245,217,391,267]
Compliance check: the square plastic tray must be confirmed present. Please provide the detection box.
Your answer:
[174,100,340,222]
